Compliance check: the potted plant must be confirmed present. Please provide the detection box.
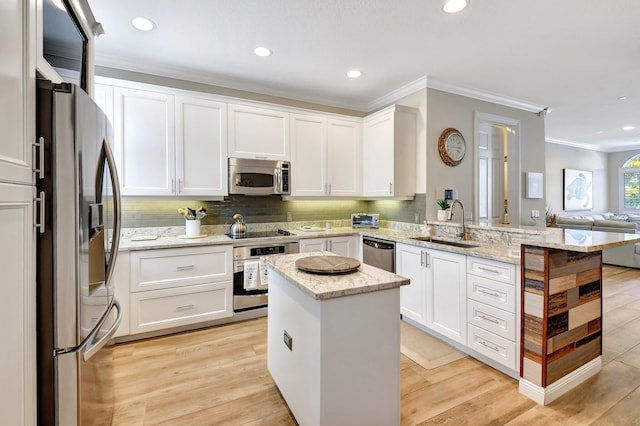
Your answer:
[436,199,450,221]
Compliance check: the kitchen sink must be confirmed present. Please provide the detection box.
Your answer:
[410,236,480,249]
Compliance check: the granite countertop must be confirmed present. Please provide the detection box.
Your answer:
[266,251,409,300]
[512,226,640,252]
[116,221,640,263]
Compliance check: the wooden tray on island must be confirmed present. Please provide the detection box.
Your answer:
[295,255,361,274]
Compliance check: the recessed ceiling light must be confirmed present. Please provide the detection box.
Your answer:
[253,46,272,57]
[596,130,604,134]
[51,0,66,11]
[347,69,362,78]
[442,0,469,14]
[618,96,628,100]
[131,16,156,32]
[623,125,636,131]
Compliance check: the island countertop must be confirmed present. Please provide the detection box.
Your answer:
[266,251,409,300]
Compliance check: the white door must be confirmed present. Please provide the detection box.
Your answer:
[0,1,33,185]
[396,243,427,326]
[363,112,394,196]
[426,249,466,344]
[227,104,289,161]
[114,87,175,196]
[327,236,355,257]
[176,96,228,196]
[0,183,36,425]
[290,113,327,196]
[477,123,505,224]
[299,238,327,253]
[327,118,361,196]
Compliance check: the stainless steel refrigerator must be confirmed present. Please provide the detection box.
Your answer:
[36,80,122,425]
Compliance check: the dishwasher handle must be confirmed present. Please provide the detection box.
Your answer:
[363,238,395,250]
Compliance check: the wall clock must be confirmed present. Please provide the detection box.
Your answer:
[438,128,466,167]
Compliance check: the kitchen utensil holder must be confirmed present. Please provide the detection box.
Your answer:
[185,219,201,237]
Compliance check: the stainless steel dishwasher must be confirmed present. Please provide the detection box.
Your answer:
[362,236,395,272]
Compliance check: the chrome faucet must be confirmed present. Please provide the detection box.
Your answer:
[447,199,468,240]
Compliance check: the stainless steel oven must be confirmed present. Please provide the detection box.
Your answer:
[232,240,299,312]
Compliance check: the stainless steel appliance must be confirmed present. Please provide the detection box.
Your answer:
[229,158,290,195]
[362,236,395,272]
[351,213,380,228]
[233,240,299,311]
[36,81,122,425]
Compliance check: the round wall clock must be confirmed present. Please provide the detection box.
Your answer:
[438,128,466,167]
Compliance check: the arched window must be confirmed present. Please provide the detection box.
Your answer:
[620,154,640,211]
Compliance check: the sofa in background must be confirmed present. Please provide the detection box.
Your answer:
[556,212,640,269]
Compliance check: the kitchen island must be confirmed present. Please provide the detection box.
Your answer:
[266,251,409,426]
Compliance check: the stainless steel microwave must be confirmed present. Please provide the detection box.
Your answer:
[229,158,290,195]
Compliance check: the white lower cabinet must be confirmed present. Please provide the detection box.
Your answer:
[466,256,518,370]
[299,236,360,259]
[396,244,466,344]
[425,249,467,344]
[396,243,427,325]
[129,245,233,334]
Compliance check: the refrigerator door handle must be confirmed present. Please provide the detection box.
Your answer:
[98,137,122,286]
[82,299,122,362]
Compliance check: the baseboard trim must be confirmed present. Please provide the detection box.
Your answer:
[518,357,602,405]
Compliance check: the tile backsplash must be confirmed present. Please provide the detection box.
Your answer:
[120,194,426,229]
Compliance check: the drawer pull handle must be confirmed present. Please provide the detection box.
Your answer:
[478,314,500,325]
[176,304,195,311]
[176,265,195,271]
[478,266,501,274]
[479,340,500,352]
[478,288,502,298]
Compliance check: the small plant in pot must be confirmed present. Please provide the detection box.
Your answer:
[436,199,450,221]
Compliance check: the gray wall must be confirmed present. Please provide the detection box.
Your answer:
[545,142,609,216]
[426,89,547,226]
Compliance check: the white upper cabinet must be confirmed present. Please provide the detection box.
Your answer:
[175,96,228,196]
[0,0,33,185]
[110,82,228,197]
[114,86,176,196]
[363,105,417,198]
[290,113,327,196]
[327,118,362,197]
[228,103,290,161]
[290,115,361,197]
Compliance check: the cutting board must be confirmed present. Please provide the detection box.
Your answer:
[295,255,361,274]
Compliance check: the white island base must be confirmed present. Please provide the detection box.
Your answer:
[267,267,401,426]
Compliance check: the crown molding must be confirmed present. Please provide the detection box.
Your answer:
[427,77,546,113]
[545,138,607,152]
[367,76,427,110]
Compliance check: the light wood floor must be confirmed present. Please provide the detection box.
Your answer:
[110,265,640,425]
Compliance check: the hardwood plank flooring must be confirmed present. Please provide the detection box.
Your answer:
[111,265,640,425]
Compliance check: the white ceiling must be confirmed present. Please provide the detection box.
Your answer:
[89,0,640,152]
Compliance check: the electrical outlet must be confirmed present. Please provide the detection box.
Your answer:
[286,212,292,222]
[531,210,540,218]
[283,330,293,351]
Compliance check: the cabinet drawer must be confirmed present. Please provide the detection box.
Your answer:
[467,274,516,313]
[467,300,516,340]
[130,281,232,334]
[131,245,232,292]
[467,257,516,284]
[467,324,517,370]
